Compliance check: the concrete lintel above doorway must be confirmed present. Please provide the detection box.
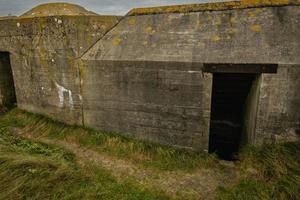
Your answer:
[203,64,278,74]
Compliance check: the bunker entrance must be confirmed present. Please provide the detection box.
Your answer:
[0,52,16,108]
[209,73,256,160]
[204,64,277,160]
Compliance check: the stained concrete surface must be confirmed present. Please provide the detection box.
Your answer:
[0,2,299,152]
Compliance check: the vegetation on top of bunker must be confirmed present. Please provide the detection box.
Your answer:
[21,3,99,18]
[127,0,299,16]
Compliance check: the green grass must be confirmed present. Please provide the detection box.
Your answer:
[0,108,217,172]
[0,124,168,200]
[217,142,300,200]
[0,108,299,200]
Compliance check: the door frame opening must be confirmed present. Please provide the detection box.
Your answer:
[0,52,17,109]
[204,64,278,160]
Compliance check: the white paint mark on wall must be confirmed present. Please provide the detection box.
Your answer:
[16,23,20,27]
[188,71,200,74]
[55,82,74,109]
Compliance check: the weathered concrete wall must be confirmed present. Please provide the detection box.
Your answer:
[0,16,120,124]
[255,65,300,143]
[0,3,299,151]
[81,5,300,150]
[243,75,261,144]
[83,6,300,64]
[82,61,212,150]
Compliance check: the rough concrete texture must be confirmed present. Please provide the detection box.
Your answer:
[82,4,300,149]
[255,65,300,143]
[82,61,212,150]
[0,2,299,151]
[83,6,300,64]
[0,14,120,124]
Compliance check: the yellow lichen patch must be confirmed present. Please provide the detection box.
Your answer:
[248,11,257,18]
[255,8,265,13]
[214,17,222,26]
[248,7,265,18]
[230,17,237,23]
[250,24,262,32]
[227,28,237,35]
[241,0,290,5]
[112,38,122,46]
[128,18,136,25]
[127,0,298,16]
[212,35,221,41]
[142,41,148,45]
[145,26,156,35]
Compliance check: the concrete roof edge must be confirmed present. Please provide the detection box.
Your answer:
[126,1,300,16]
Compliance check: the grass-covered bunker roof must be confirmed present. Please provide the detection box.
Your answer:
[127,0,300,16]
[21,3,99,18]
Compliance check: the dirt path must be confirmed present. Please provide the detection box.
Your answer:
[17,131,237,200]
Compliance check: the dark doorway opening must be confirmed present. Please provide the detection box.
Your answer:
[0,52,17,109]
[209,73,256,160]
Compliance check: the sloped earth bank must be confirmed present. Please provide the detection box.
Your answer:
[0,109,237,200]
[24,138,235,200]
[0,109,299,200]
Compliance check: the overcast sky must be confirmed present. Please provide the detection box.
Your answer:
[0,0,228,16]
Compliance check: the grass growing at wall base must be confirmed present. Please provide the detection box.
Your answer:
[0,122,168,200]
[0,108,218,172]
[0,108,299,200]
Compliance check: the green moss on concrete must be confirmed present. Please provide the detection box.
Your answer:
[127,0,300,16]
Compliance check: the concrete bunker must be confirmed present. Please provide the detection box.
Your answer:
[0,1,299,156]
[204,64,277,160]
[0,52,16,108]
